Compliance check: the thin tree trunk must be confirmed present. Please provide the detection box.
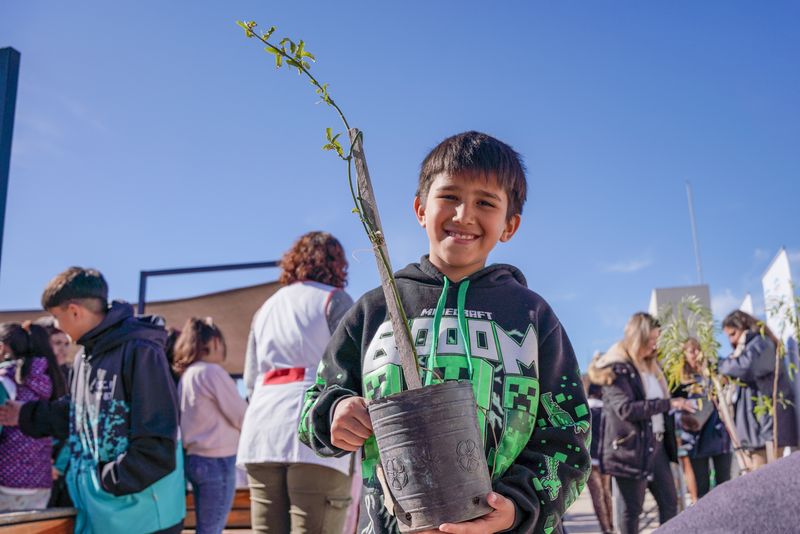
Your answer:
[348,128,422,390]
[772,345,782,461]
[710,375,751,473]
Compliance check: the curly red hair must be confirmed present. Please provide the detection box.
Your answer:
[279,231,348,288]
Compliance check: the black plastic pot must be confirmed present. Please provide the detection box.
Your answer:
[368,380,493,532]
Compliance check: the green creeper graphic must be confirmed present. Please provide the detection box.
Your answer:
[541,455,562,501]
[298,364,327,439]
[543,514,558,534]
[490,376,539,477]
[504,375,540,415]
[363,364,403,401]
[541,392,590,434]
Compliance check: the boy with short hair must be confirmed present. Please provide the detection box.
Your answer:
[299,131,591,533]
[0,267,185,533]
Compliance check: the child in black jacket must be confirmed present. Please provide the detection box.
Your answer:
[0,267,185,534]
[299,131,591,533]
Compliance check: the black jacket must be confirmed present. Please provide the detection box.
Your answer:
[299,257,591,534]
[20,301,180,495]
[588,344,676,479]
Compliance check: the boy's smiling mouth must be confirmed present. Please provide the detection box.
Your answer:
[446,230,479,241]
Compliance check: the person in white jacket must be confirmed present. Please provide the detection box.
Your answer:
[237,231,355,534]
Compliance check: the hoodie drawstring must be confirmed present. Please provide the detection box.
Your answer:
[457,279,474,379]
[427,277,474,384]
[428,277,449,384]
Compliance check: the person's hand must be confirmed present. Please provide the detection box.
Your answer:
[437,492,515,533]
[51,466,62,480]
[0,400,22,426]
[331,396,373,451]
[671,397,696,414]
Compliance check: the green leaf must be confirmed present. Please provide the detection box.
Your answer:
[237,20,256,38]
[326,127,333,141]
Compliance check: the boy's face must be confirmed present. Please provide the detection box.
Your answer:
[48,303,101,343]
[414,171,520,281]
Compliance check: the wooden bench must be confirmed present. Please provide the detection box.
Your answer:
[0,508,76,534]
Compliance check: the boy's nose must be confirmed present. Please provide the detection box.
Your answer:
[453,203,475,223]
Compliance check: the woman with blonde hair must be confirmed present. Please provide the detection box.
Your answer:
[237,231,355,534]
[588,312,694,534]
[174,318,248,534]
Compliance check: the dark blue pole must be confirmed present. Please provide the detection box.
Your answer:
[0,47,21,283]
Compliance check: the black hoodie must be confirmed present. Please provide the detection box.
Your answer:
[299,257,591,534]
[20,301,180,496]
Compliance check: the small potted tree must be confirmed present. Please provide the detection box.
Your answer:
[237,21,492,530]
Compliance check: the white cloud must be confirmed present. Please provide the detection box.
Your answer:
[787,250,800,264]
[600,257,652,274]
[711,288,741,318]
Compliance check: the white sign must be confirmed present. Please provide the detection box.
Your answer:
[762,248,799,438]
[740,293,754,315]
[762,249,796,341]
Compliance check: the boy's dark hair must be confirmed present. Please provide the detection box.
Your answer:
[41,267,109,313]
[417,131,527,218]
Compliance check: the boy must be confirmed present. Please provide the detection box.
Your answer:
[299,131,591,533]
[0,267,185,533]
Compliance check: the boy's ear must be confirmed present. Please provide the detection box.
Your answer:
[413,196,426,227]
[499,214,521,243]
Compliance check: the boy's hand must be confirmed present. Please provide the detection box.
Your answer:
[331,396,373,451]
[0,400,22,426]
[436,492,516,533]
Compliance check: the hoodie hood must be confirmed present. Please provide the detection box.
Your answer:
[395,255,528,288]
[588,342,632,385]
[78,300,167,357]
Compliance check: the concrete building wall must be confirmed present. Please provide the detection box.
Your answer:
[0,281,281,375]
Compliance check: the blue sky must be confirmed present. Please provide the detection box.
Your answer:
[1,2,799,369]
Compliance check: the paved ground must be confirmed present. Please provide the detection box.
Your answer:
[184,489,666,533]
[564,488,663,534]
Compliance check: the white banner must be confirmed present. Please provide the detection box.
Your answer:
[761,248,799,437]
[762,249,796,341]
[740,293,754,315]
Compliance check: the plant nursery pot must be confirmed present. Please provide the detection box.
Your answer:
[367,380,493,532]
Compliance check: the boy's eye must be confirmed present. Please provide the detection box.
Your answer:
[438,194,458,201]
[478,200,496,208]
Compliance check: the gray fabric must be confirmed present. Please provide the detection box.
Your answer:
[243,327,258,398]
[325,289,354,335]
[655,452,800,534]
